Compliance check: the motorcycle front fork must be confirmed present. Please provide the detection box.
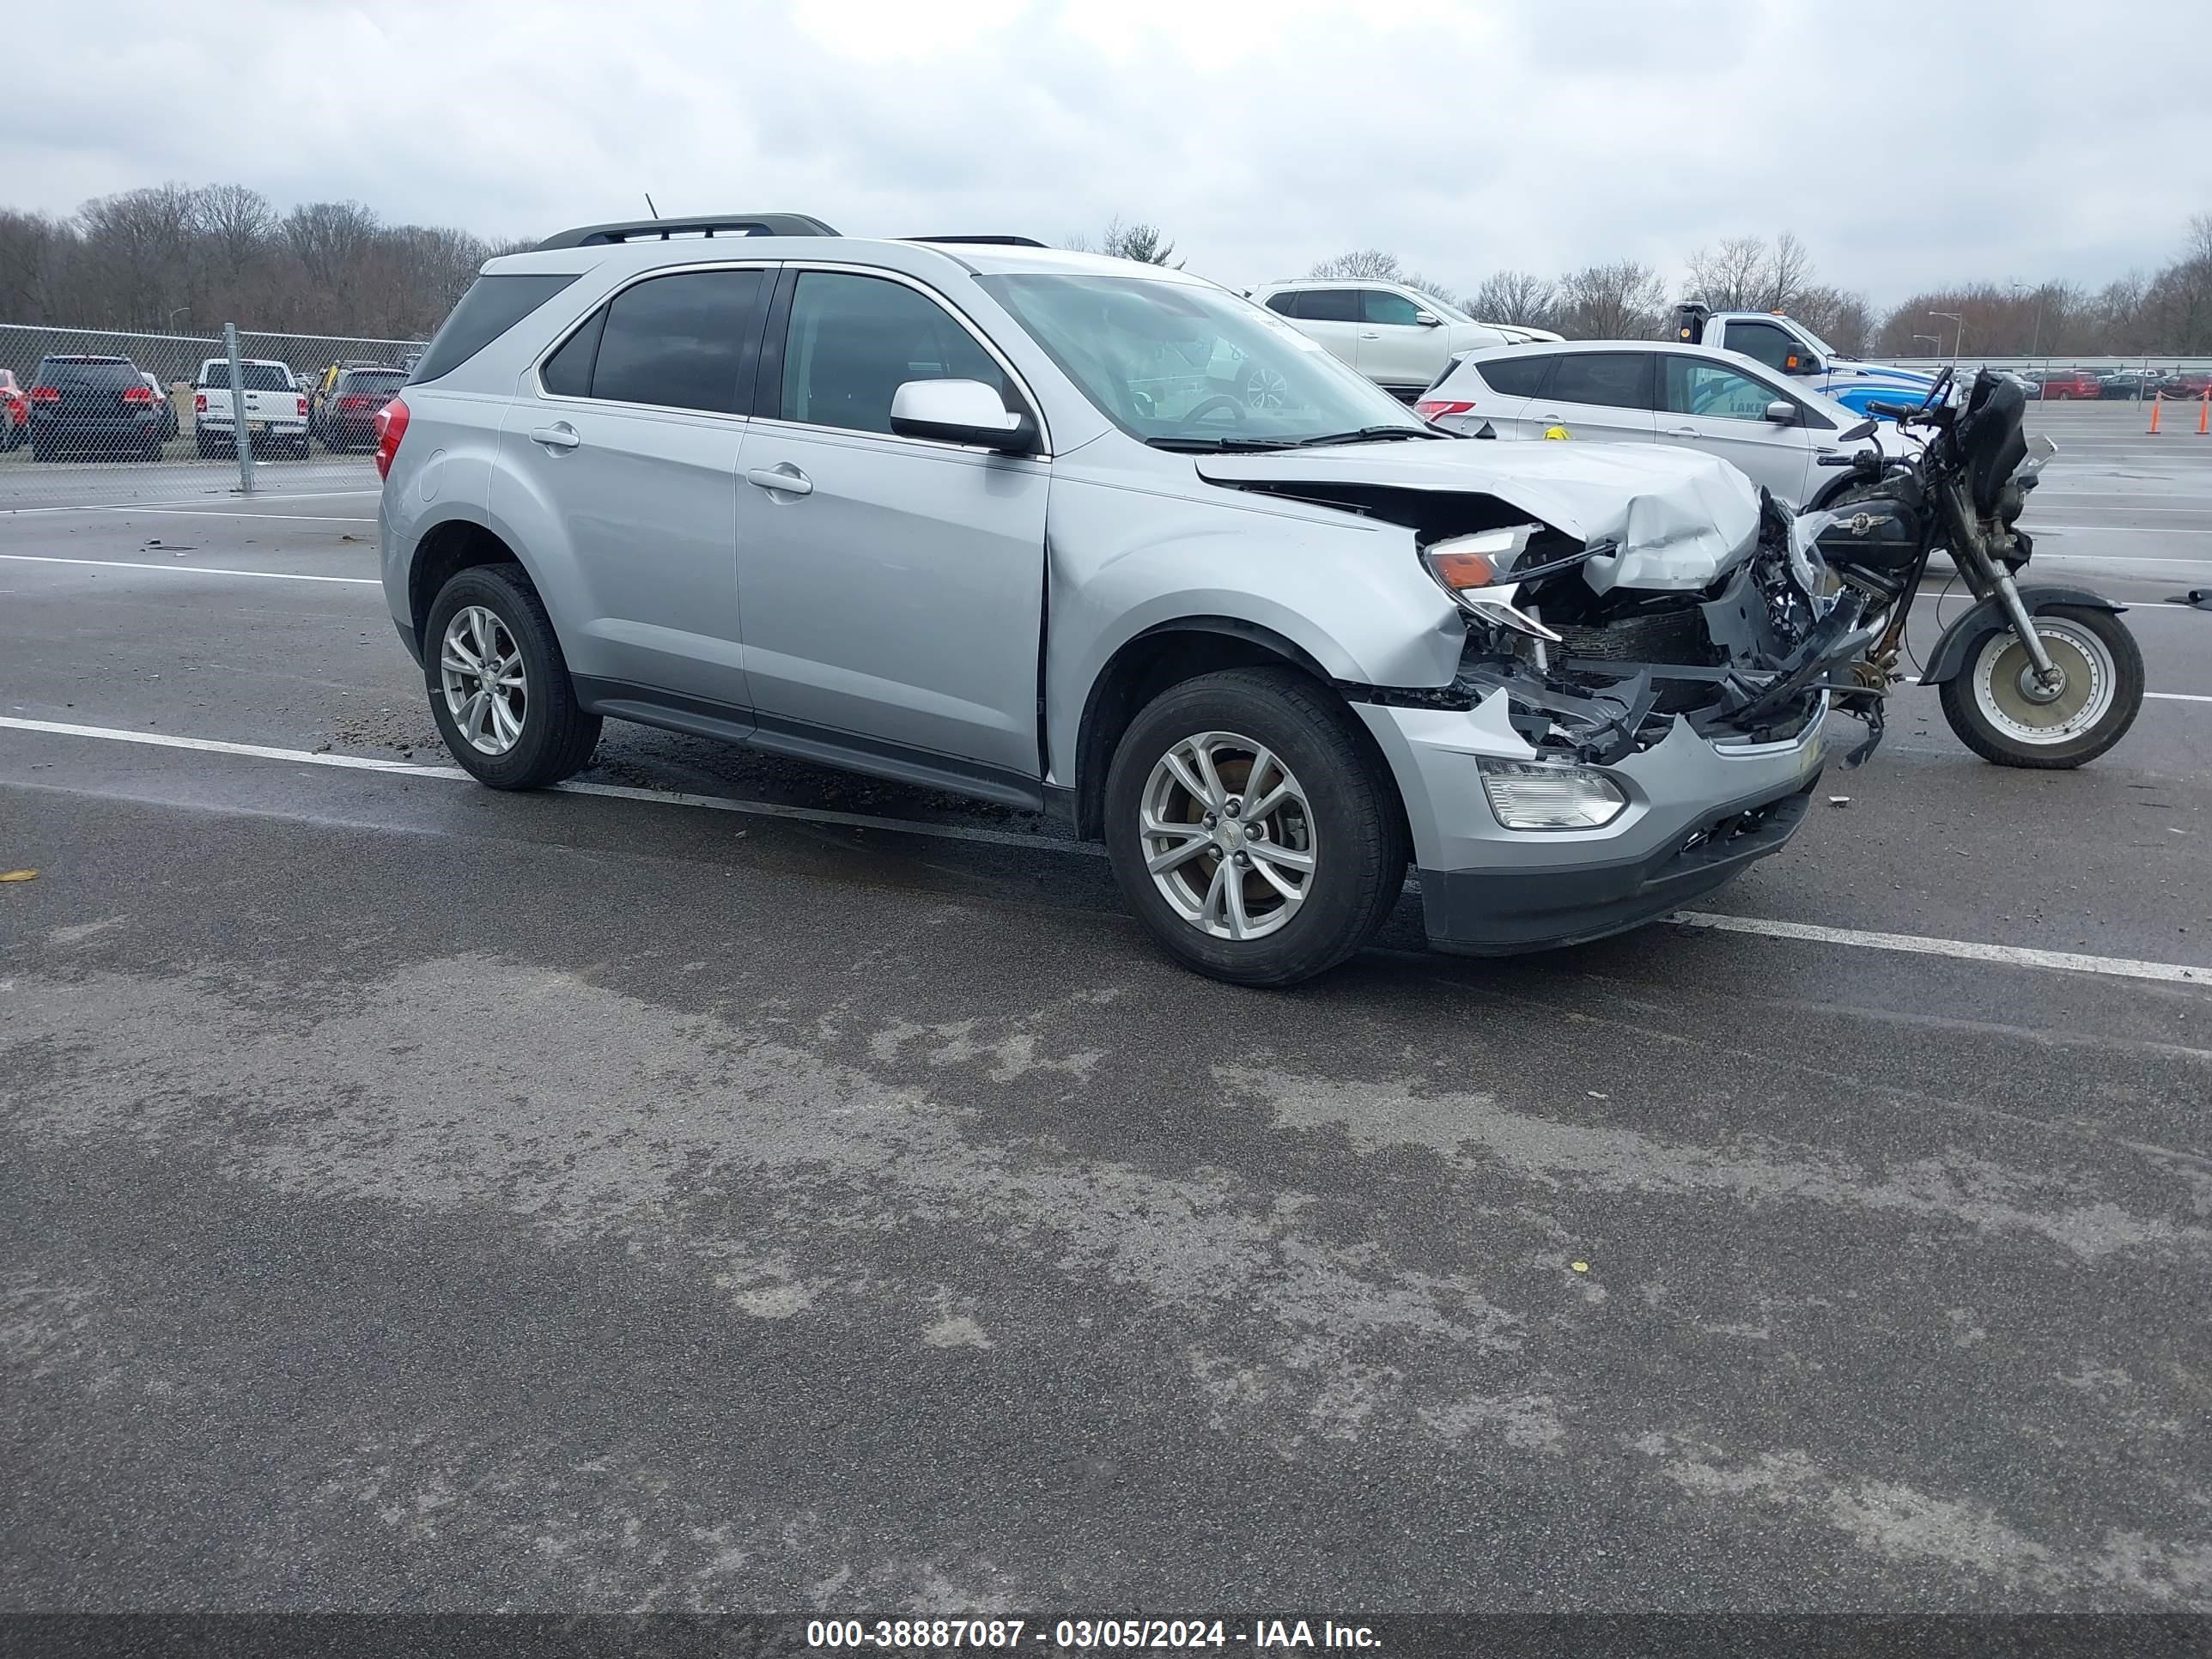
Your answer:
[1945,491,2062,687]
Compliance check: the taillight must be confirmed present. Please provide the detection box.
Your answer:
[1413,398,1476,420]
[297,396,309,416]
[337,395,369,411]
[373,395,410,480]
[195,392,208,413]
[121,385,157,404]
[29,386,59,402]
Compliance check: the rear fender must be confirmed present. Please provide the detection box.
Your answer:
[1917,584,2128,685]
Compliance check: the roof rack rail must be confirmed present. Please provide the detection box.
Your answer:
[906,234,1049,247]
[532,213,841,252]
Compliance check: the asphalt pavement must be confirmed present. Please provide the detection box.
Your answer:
[3,401,2209,1613]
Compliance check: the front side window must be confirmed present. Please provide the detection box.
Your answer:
[1727,320,1798,372]
[777,271,1009,435]
[979,272,1426,446]
[584,269,766,414]
[1664,358,1783,422]
[1549,352,1653,410]
[1362,289,1422,326]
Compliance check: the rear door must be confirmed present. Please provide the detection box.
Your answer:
[1463,350,1553,437]
[491,264,769,710]
[731,265,1050,792]
[1656,355,1817,505]
[1525,351,1657,442]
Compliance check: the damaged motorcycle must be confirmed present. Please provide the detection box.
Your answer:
[1807,367,2144,768]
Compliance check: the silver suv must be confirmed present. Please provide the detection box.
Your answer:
[377,212,1846,985]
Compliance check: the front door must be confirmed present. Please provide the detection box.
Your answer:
[1355,288,1438,391]
[1288,288,1364,373]
[1525,351,1658,442]
[491,265,769,709]
[1656,356,1815,506]
[732,267,1050,794]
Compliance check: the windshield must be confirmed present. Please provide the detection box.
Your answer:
[978,272,1425,447]
[1792,321,1843,358]
[1421,294,1474,324]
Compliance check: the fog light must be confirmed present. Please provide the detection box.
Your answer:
[1478,759,1627,830]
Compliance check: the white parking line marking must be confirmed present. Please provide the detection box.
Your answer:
[2147,691,2212,703]
[2031,524,2209,535]
[0,554,379,586]
[0,490,381,518]
[1668,912,2203,985]
[0,717,1103,854]
[3,715,2204,986]
[94,510,378,524]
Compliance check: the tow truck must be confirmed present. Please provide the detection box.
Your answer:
[1672,304,1939,419]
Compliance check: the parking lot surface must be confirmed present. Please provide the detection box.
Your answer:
[3,401,2209,1611]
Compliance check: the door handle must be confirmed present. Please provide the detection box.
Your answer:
[1668,425,1698,436]
[528,423,580,450]
[745,464,812,497]
[1358,331,1382,339]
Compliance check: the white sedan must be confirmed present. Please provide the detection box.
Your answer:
[1415,338,1920,509]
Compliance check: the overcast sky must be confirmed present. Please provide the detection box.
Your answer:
[6,0,2209,305]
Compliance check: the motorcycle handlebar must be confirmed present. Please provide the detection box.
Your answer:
[1865,400,1919,421]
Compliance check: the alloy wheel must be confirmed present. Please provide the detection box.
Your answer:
[440,605,528,756]
[1970,618,2113,745]
[1138,731,1317,940]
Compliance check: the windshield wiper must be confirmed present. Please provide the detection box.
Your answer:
[1280,425,1444,448]
[1146,435,1303,452]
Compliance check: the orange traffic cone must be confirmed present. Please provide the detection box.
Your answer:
[2200,390,2209,435]
[2148,392,2162,434]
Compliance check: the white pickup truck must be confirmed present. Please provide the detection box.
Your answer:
[193,357,311,459]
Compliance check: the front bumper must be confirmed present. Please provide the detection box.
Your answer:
[1354,695,1829,955]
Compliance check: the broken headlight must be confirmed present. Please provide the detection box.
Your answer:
[1421,526,1605,644]
[1477,758,1627,831]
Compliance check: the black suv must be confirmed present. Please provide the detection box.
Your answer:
[27,355,167,461]
[315,365,407,452]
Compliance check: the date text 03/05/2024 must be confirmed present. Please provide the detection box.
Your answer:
[805,1619,1382,1650]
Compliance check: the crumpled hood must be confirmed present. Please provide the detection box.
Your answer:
[1194,438,1762,593]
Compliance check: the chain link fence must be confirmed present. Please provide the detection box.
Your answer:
[0,322,424,507]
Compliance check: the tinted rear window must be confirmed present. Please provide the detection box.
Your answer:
[337,370,405,392]
[1550,352,1653,410]
[410,271,580,385]
[1299,289,1358,323]
[576,268,768,413]
[200,363,295,392]
[1476,354,1551,397]
[37,360,140,389]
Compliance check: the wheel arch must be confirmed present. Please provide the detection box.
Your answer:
[403,512,544,660]
[1069,617,1402,844]
[1917,585,2129,685]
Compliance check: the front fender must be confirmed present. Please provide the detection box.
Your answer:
[1917,584,2128,685]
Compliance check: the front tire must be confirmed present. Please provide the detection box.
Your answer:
[423,563,601,789]
[1939,605,2143,769]
[1103,667,1407,986]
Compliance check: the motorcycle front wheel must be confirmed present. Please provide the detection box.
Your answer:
[1939,605,2144,769]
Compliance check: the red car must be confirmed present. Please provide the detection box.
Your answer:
[2163,370,2212,400]
[2038,369,2103,400]
[0,368,25,450]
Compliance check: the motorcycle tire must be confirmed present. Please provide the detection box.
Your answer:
[1939,605,2143,769]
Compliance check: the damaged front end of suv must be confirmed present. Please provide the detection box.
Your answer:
[1195,443,1870,953]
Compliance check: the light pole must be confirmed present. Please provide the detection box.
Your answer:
[167,306,191,331]
[2008,282,2044,358]
[1912,333,1942,360]
[1930,311,1966,364]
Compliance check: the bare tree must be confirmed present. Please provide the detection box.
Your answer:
[1554,260,1669,339]
[1464,270,1558,330]
[1685,235,1770,310]
[1064,216,1181,265]
[1307,248,1405,281]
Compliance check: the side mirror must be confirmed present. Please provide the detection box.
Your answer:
[889,378,1037,454]
[1764,400,1799,425]
[1782,351,1823,376]
[1413,310,1443,328]
[1838,418,1877,442]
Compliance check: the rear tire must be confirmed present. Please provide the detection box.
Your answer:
[1103,666,1407,986]
[423,563,602,789]
[1939,605,2143,769]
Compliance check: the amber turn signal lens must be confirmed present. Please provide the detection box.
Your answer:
[1428,551,1496,590]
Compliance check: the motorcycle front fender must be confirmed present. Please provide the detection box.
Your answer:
[1917,584,2130,685]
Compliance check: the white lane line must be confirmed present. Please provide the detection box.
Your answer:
[0,717,1103,855]
[2148,690,2212,703]
[0,554,379,586]
[2033,524,2208,535]
[0,490,380,517]
[91,509,377,524]
[5,715,2206,985]
[1669,912,2203,986]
